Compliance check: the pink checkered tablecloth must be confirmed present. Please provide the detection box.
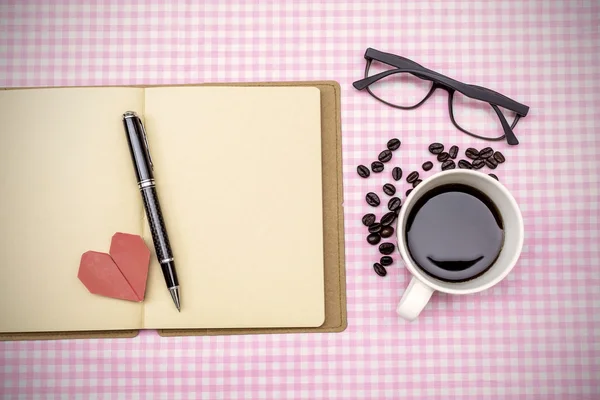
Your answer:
[1,1,599,399]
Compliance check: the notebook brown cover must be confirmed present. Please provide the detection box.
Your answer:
[0,80,346,341]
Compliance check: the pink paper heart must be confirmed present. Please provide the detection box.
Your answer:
[78,233,150,302]
[109,233,150,301]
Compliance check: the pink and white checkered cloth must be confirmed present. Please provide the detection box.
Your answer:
[1,1,599,399]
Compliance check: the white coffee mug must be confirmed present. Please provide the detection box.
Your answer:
[396,170,524,321]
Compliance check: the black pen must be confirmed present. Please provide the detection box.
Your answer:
[122,111,180,311]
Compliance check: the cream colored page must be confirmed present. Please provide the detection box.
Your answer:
[0,88,144,332]
[142,86,324,328]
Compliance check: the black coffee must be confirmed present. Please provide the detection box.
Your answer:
[405,184,504,282]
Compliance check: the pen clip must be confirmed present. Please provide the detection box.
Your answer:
[138,117,154,170]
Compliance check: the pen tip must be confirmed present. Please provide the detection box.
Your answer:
[169,286,181,312]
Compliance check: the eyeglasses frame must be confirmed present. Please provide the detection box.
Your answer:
[352,48,530,145]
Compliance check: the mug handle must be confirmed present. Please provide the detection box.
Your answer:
[396,277,434,321]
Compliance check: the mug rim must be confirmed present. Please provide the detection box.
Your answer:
[396,169,524,295]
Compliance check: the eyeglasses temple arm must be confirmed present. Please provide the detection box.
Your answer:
[511,115,521,130]
[353,69,398,90]
[354,68,432,91]
[492,104,519,145]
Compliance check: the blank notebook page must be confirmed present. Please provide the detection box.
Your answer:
[0,88,145,333]
[142,86,325,329]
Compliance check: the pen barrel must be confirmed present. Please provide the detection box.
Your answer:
[123,115,153,182]
[160,260,179,289]
[141,186,177,287]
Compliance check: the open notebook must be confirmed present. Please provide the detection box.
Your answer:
[0,86,325,333]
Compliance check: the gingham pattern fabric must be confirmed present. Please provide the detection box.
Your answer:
[1,1,599,399]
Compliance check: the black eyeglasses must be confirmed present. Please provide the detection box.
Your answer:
[353,48,529,145]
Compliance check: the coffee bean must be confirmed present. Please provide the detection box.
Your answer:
[406,189,413,196]
[472,159,485,169]
[368,223,382,233]
[437,152,450,162]
[367,233,381,245]
[485,157,498,169]
[392,167,403,181]
[406,171,419,183]
[366,192,380,207]
[412,179,422,188]
[381,211,397,226]
[493,151,506,163]
[422,161,433,171]
[428,143,444,154]
[488,173,499,181]
[371,161,384,173]
[373,262,387,277]
[388,197,401,212]
[387,138,401,151]
[380,256,393,266]
[458,159,473,169]
[378,149,393,163]
[448,145,459,159]
[357,165,370,178]
[479,147,494,159]
[465,148,479,160]
[441,160,456,170]
[362,213,376,226]
[380,225,394,238]
[383,183,396,196]
[379,242,395,255]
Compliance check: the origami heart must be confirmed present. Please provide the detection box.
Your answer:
[78,233,150,302]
